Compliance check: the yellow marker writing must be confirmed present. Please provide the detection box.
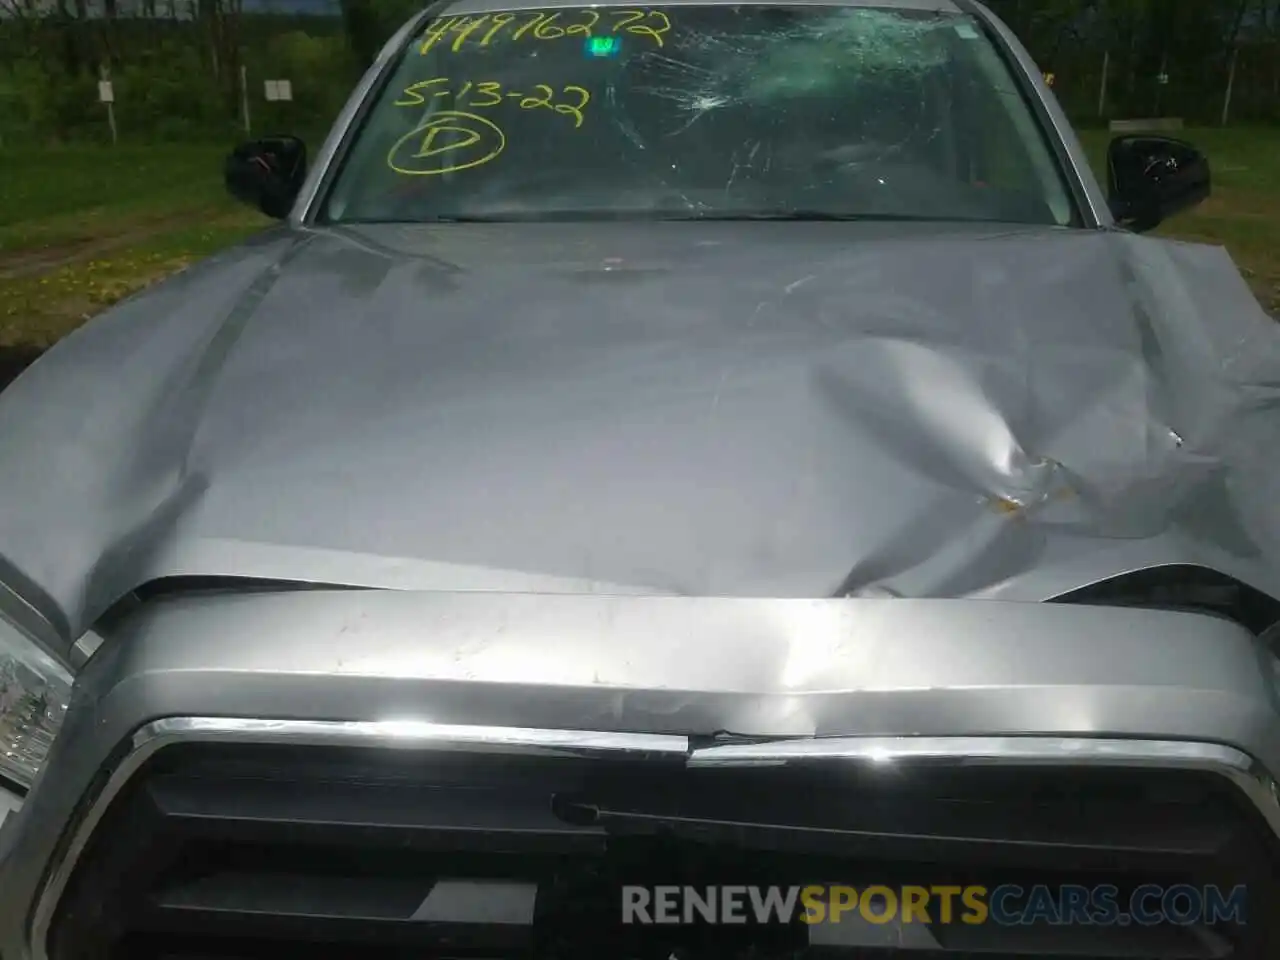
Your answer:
[387,110,507,176]
[395,77,448,106]
[451,15,490,52]
[610,9,670,46]
[418,15,459,54]
[510,10,547,40]
[566,9,599,35]
[556,85,590,128]
[393,78,590,127]
[422,7,671,52]
[478,12,516,44]
[533,12,565,37]
[519,83,556,110]
[470,81,503,107]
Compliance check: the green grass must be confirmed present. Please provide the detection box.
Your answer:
[0,217,270,349]
[0,143,269,347]
[0,127,1276,354]
[0,144,245,253]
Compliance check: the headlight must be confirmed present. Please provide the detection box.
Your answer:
[0,610,71,791]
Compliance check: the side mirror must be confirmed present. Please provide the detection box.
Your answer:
[1106,135,1209,233]
[224,136,307,220]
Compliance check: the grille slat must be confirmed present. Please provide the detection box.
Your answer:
[156,871,445,920]
[144,874,538,945]
[930,918,1232,959]
[570,788,1244,859]
[150,775,606,853]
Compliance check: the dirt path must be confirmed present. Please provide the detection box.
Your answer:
[0,209,228,389]
[0,209,211,281]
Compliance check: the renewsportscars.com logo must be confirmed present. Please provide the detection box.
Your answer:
[620,884,1249,927]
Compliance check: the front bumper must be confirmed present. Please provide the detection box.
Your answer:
[2,590,1279,959]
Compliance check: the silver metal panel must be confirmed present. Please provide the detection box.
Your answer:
[0,591,1276,959]
[3,217,1279,651]
[134,716,689,756]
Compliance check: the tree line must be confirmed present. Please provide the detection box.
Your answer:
[1,0,1277,144]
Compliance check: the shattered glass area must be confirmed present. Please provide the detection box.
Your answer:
[328,4,1072,227]
[736,9,952,97]
[625,9,950,110]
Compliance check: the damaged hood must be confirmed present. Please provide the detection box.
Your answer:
[3,218,1280,640]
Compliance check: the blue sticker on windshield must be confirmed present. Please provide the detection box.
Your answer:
[585,36,621,57]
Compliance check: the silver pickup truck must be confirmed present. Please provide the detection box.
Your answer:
[2,0,1278,957]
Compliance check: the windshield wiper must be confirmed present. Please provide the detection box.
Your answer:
[335,215,527,225]
[404,215,526,223]
[663,211,952,222]
[733,211,867,221]
[654,211,856,222]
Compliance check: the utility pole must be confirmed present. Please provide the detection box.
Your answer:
[1098,49,1110,117]
[1221,45,1239,126]
[240,61,251,135]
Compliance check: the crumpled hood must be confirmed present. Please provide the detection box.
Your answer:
[3,219,1280,640]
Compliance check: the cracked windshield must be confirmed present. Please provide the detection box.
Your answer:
[326,5,1075,224]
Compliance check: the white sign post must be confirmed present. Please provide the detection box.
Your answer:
[264,79,293,102]
[98,79,117,145]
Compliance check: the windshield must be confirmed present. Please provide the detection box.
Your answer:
[324,3,1077,225]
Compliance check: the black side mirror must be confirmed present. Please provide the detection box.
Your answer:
[224,136,307,220]
[1106,135,1209,233]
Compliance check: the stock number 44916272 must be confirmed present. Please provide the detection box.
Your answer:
[419,8,671,54]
